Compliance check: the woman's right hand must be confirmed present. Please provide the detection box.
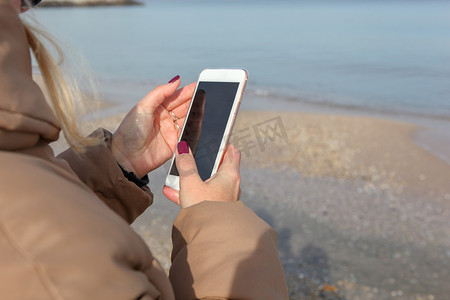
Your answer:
[163,142,241,209]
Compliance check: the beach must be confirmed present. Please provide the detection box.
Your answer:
[33,1,450,298]
[48,90,450,299]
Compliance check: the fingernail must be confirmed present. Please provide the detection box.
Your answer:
[168,75,180,83]
[177,141,189,154]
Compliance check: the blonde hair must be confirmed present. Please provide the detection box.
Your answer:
[22,18,99,152]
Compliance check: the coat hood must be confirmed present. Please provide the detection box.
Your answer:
[0,1,60,151]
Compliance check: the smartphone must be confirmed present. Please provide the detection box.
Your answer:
[165,69,248,190]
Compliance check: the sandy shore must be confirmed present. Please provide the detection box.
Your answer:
[231,111,450,299]
[236,111,450,202]
[45,85,449,299]
[82,107,449,299]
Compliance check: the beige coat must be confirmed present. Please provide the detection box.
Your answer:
[0,2,288,299]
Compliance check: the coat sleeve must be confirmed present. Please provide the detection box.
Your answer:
[57,128,153,224]
[169,201,289,300]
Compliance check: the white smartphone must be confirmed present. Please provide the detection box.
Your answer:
[165,69,248,190]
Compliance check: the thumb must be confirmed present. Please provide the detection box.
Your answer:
[175,141,201,187]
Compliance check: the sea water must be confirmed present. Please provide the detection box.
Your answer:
[32,0,450,119]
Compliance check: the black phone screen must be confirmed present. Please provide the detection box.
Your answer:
[169,81,240,181]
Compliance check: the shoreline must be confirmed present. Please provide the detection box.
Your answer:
[35,73,450,180]
[91,78,450,167]
[241,92,450,167]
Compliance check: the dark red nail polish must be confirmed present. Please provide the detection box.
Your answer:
[168,75,180,83]
[177,141,189,154]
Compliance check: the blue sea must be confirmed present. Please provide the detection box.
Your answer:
[32,0,450,119]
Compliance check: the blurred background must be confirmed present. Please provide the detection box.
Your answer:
[33,0,450,299]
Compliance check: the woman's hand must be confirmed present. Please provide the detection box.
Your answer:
[163,142,242,208]
[111,76,196,178]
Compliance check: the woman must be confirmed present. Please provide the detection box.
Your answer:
[0,0,288,298]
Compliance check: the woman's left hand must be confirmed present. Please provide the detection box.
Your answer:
[111,76,195,178]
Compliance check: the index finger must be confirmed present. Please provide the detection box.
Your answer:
[162,82,196,113]
[138,80,181,113]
